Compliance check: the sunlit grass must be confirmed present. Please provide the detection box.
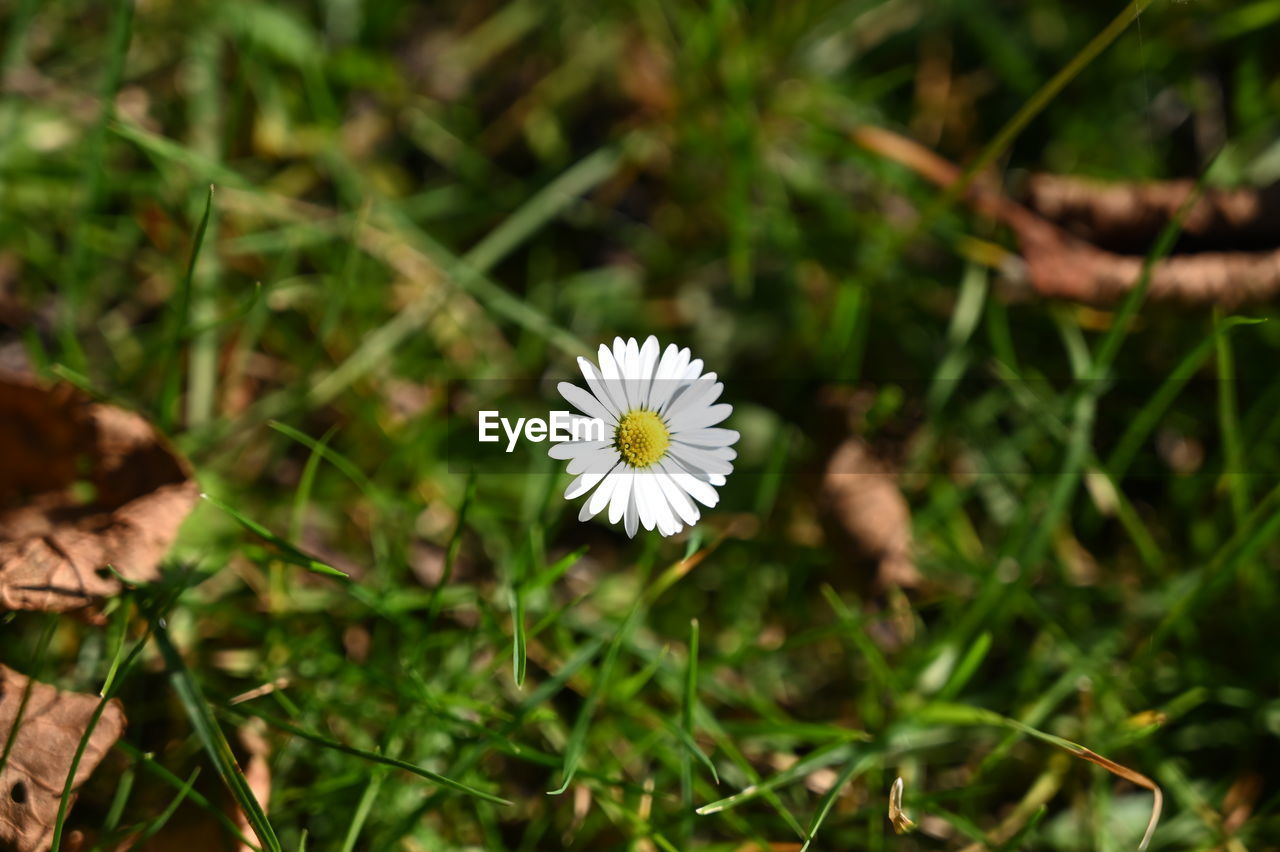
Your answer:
[2,0,1279,849]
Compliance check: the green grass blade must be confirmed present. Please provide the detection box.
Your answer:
[1214,308,1249,527]
[0,675,37,779]
[511,580,527,687]
[1107,317,1264,480]
[202,492,348,578]
[514,637,605,715]
[59,0,134,372]
[938,0,1154,210]
[267,419,392,571]
[155,625,284,852]
[225,705,511,806]
[268,421,378,494]
[117,741,261,850]
[159,184,215,431]
[668,718,718,786]
[938,631,993,700]
[548,600,644,795]
[134,767,202,845]
[679,614,712,840]
[101,764,135,834]
[290,425,336,542]
[51,614,151,851]
[183,25,222,429]
[799,752,873,852]
[527,544,588,591]
[426,475,476,632]
[683,617,699,735]
[696,740,859,816]
[305,148,614,408]
[339,771,385,852]
[464,146,618,274]
[918,701,1162,850]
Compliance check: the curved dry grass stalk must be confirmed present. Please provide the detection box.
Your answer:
[923,701,1163,851]
[1069,744,1163,852]
[887,776,916,834]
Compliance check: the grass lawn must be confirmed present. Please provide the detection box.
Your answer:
[2,0,1280,849]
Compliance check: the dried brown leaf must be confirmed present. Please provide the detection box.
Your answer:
[852,125,1280,307]
[0,665,127,852]
[1025,174,1280,248]
[821,439,920,588]
[1013,219,1280,307]
[1220,772,1262,837]
[0,375,198,613]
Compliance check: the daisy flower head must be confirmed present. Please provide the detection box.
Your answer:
[549,336,738,538]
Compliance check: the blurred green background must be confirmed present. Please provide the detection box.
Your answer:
[2,0,1280,849]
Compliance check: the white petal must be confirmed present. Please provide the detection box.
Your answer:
[682,358,704,381]
[587,471,620,517]
[565,470,606,500]
[579,499,595,521]
[634,473,658,531]
[578,357,623,417]
[598,344,631,411]
[668,427,739,448]
[608,471,634,524]
[659,349,695,413]
[624,498,639,537]
[658,511,681,537]
[623,337,643,409]
[667,402,732,432]
[657,481,682,533]
[694,379,724,408]
[648,344,684,412]
[665,375,720,420]
[661,375,716,419]
[668,444,733,476]
[567,445,621,475]
[647,476,679,536]
[612,337,630,378]
[548,439,608,460]
[659,458,719,508]
[558,382,617,426]
[693,444,737,461]
[707,473,726,486]
[654,343,682,381]
[657,470,700,526]
[624,337,641,376]
[656,383,688,418]
[637,336,660,408]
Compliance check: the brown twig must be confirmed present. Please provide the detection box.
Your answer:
[852,125,1280,307]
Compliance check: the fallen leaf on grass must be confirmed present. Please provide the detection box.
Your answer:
[1013,221,1280,306]
[0,375,198,613]
[1024,174,1280,249]
[852,125,1280,307]
[821,439,920,588]
[0,664,127,852]
[1221,772,1262,837]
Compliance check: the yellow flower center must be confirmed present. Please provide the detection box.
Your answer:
[615,409,670,469]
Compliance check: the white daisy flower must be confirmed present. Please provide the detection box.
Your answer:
[549,336,738,538]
